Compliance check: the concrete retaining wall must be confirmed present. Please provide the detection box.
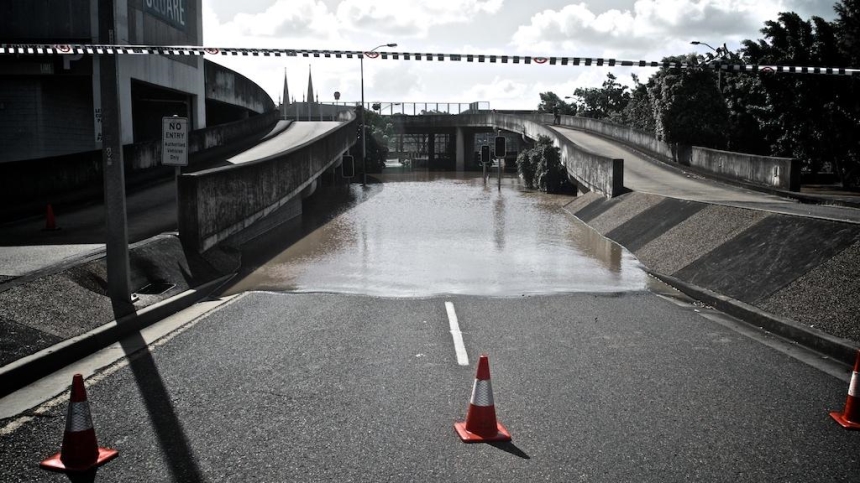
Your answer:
[178,112,357,252]
[689,147,800,192]
[205,60,275,115]
[394,113,624,197]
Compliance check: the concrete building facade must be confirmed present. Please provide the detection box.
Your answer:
[0,0,206,163]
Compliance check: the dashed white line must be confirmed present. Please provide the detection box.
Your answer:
[445,301,469,366]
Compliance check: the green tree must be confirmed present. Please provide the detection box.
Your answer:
[570,73,631,121]
[741,11,855,182]
[537,92,574,114]
[621,74,656,132]
[516,135,566,192]
[649,54,730,149]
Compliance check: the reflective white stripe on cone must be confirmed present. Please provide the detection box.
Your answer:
[454,354,511,443]
[40,374,119,472]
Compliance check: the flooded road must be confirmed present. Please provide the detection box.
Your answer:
[225,173,648,297]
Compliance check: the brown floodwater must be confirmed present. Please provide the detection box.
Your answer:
[224,172,648,297]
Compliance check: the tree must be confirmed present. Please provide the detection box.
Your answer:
[741,11,857,183]
[649,54,730,149]
[516,135,567,192]
[622,74,656,133]
[355,106,388,173]
[570,73,631,121]
[537,92,574,115]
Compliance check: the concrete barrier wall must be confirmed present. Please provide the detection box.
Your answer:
[127,109,280,170]
[395,113,624,197]
[551,114,800,192]
[204,60,275,115]
[690,147,800,192]
[0,110,280,221]
[178,111,357,252]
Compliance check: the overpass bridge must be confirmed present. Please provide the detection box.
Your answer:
[178,109,860,257]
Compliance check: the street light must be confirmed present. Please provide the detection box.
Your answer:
[691,40,725,90]
[361,42,397,186]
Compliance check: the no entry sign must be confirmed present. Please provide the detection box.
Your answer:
[162,117,188,166]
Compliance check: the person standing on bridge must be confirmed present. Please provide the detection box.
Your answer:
[553,105,560,125]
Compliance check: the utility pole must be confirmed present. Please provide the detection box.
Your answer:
[98,0,133,310]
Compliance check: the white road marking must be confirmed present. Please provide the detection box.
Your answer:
[445,302,469,366]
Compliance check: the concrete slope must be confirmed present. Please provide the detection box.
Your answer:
[565,191,860,363]
[552,126,860,224]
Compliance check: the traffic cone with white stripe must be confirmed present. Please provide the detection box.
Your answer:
[40,374,118,472]
[830,350,860,430]
[454,354,511,443]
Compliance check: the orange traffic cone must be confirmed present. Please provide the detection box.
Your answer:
[830,350,860,430]
[454,354,511,443]
[40,374,118,472]
[44,204,59,231]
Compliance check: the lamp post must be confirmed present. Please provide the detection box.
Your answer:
[361,42,397,186]
[691,40,725,90]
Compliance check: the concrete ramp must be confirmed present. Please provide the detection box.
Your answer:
[178,114,357,252]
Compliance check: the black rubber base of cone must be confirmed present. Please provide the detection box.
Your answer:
[454,421,512,443]
[40,447,119,473]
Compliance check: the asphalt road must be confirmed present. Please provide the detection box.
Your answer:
[1,291,857,481]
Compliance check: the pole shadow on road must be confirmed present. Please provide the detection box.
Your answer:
[489,441,531,459]
[119,330,205,483]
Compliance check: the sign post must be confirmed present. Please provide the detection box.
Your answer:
[162,116,188,228]
[494,135,506,192]
[481,145,490,183]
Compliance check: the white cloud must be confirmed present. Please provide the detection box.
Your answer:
[511,0,775,56]
[336,0,504,38]
[204,0,342,46]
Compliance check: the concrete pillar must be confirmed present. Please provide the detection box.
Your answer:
[428,133,435,169]
[455,127,465,171]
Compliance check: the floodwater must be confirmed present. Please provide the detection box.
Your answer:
[224,172,649,297]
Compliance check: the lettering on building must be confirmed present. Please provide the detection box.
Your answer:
[145,0,187,30]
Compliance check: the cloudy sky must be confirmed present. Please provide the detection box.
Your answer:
[202,0,839,110]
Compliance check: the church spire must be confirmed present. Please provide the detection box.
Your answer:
[281,67,290,119]
[307,65,314,106]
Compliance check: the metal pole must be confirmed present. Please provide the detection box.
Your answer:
[497,157,501,191]
[361,54,366,187]
[98,0,133,308]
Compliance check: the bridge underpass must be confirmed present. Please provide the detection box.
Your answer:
[4,104,860,482]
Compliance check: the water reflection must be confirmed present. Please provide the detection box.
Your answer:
[225,173,647,297]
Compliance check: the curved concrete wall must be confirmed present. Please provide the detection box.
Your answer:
[205,59,275,115]
[178,111,357,252]
[554,115,800,192]
[395,113,624,197]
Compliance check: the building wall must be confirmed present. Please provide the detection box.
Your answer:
[111,0,206,145]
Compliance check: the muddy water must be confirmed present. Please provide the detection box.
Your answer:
[225,173,648,297]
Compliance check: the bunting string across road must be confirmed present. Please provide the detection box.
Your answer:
[2,43,859,77]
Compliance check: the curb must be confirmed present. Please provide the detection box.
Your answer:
[0,273,234,398]
[647,270,859,367]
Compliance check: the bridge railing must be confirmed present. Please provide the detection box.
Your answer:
[178,110,357,252]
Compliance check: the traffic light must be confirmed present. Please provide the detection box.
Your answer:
[494,136,506,158]
[481,145,490,164]
[342,155,355,178]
